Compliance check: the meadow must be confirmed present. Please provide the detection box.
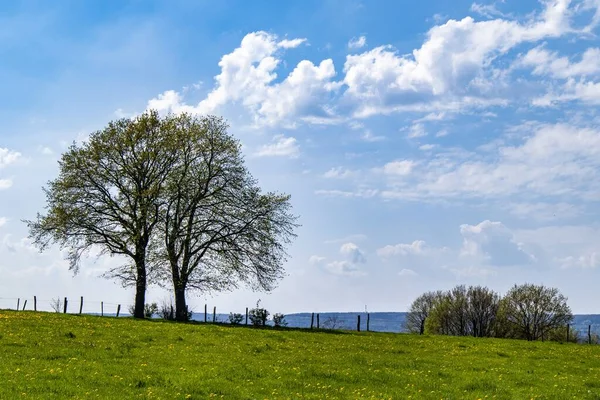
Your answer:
[2,310,600,399]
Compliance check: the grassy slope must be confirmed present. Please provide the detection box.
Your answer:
[2,311,600,399]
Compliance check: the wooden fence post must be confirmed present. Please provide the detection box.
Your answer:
[567,324,570,343]
[213,306,217,323]
[101,302,104,317]
[589,325,592,345]
[367,313,370,332]
[116,304,121,317]
[16,298,20,311]
[357,315,361,332]
[22,300,27,311]
[317,314,320,329]
[204,304,207,323]
[34,296,37,312]
[63,297,68,314]
[79,296,84,315]
[310,312,315,329]
[245,307,249,325]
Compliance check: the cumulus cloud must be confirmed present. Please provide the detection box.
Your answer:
[145,31,339,127]
[340,242,366,264]
[341,0,599,117]
[0,148,21,168]
[459,220,534,266]
[254,135,300,158]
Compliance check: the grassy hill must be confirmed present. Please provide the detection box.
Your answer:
[2,311,600,399]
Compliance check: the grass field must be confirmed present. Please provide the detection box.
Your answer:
[2,311,600,399]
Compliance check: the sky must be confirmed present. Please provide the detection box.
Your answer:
[2,0,600,315]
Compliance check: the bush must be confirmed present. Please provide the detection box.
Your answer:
[229,313,244,325]
[128,303,159,318]
[272,313,287,327]
[249,300,269,327]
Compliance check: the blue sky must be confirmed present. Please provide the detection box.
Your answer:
[2,0,600,314]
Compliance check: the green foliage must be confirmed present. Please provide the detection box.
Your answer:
[128,303,158,319]
[499,283,573,341]
[416,283,570,343]
[249,300,269,327]
[3,310,600,398]
[228,313,244,325]
[272,313,287,327]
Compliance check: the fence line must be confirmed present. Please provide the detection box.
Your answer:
[1,297,599,343]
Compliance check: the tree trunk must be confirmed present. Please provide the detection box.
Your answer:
[133,259,147,319]
[174,284,188,322]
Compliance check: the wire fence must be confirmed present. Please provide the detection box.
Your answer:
[2,296,600,343]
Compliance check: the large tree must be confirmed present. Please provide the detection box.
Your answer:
[26,111,176,318]
[152,114,298,321]
[498,283,573,341]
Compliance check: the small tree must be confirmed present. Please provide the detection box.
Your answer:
[405,291,442,334]
[249,300,270,327]
[272,313,287,327]
[228,313,244,325]
[50,297,63,313]
[467,286,500,338]
[498,283,573,341]
[322,316,346,330]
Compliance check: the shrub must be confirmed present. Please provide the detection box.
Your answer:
[128,303,159,318]
[272,313,287,327]
[249,300,269,327]
[229,313,244,325]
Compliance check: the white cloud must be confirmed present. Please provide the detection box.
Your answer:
[323,167,357,179]
[0,218,7,228]
[278,38,307,49]
[146,32,338,127]
[377,240,427,258]
[459,220,534,266]
[382,160,415,176]
[254,135,300,158]
[368,122,600,202]
[340,242,366,264]
[519,46,600,79]
[0,179,13,190]
[40,147,54,155]
[309,255,326,265]
[314,188,379,198]
[398,268,418,277]
[341,0,595,117]
[348,36,367,50]
[361,130,385,142]
[0,148,21,168]
[406,123,428,138]
[324,260,366,276]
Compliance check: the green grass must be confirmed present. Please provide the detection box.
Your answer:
[2,311,600,399]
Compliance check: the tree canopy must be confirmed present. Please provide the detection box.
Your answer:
[27,111,298,320]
